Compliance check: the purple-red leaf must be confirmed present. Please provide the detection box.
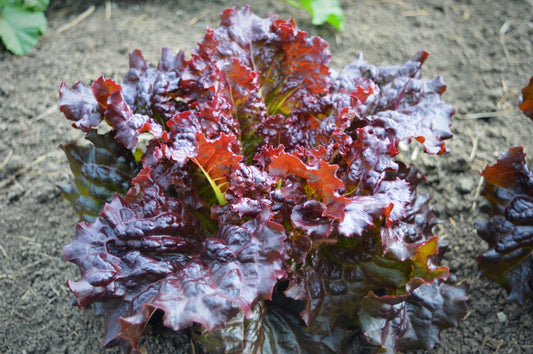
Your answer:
[286,213,453,336]
[334,51,454,154]
[64,167,286,351]
[476,146,533,303]
[359,279,468,353]
[285,237,412,334]
[198,300,350,354]
[380,193,440,261]
[59,80,103,131]
[122,48,186,125]
[58,131,140,222]
[263,147,348,221]
[59,76,162,149]
[191,132,242,205]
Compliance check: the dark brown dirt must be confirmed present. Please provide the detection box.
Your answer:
[1,0,532,353]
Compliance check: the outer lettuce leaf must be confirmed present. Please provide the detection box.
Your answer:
[199,300,349,354]
[64,166,287,351]
[285,237,411,335]
[198,302,268,354]
[58,131,140,222]
[359,279,468,353]
[59,77,161,149]
[285,196,452,344]
[58,80,105,132]
[476,146,533,303]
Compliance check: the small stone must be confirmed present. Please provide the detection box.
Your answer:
[496,311,507,323]
[457,177,474,194]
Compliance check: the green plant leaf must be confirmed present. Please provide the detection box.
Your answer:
[0,0,48,55]
[287,0,345,31]
[23,0,49,11]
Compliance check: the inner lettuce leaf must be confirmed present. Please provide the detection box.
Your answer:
[59,6,464,353]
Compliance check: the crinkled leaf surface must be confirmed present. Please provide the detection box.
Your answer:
[337,126,412,238]
[198,302,267,354]
[263,147,349,221]
[196,6,332,118]
[0,0,47,55]
[359,279,468,353]
[59,6,460,353]
[59,80,104,132]
[199,300,349,354]
[64,167,286,350]
[122,48,186,126]
[285,236,411,335]
[58,131,140,222]
[284,232,436,334]
[59,77,159,149]
[285,202,452,339]
[476,146,533,303]
[380,193,440,261]
[333,51,454,154]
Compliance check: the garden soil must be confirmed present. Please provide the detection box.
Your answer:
[1,0,533,353]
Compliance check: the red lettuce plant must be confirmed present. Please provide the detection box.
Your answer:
[475,76,533,304]
[59,6,467,353]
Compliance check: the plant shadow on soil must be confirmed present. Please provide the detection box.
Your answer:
[0,0,532,353]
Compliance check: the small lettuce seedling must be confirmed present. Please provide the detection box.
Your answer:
[476,76,533,304]
[59,6,467,353]
[285,0,345,31]
[0,0,48,55]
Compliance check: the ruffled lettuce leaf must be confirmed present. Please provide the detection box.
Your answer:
[122,48,186,127]
[199,299,349,354]
[359,279,468,353]
[191,132,242,205]
[333,51,454,154]
[284,195,455,351]
[59,77,162,149]
[58,131,140,222]
[476,146,533,303]
[64,167,286,350]
[260,146,349,221]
